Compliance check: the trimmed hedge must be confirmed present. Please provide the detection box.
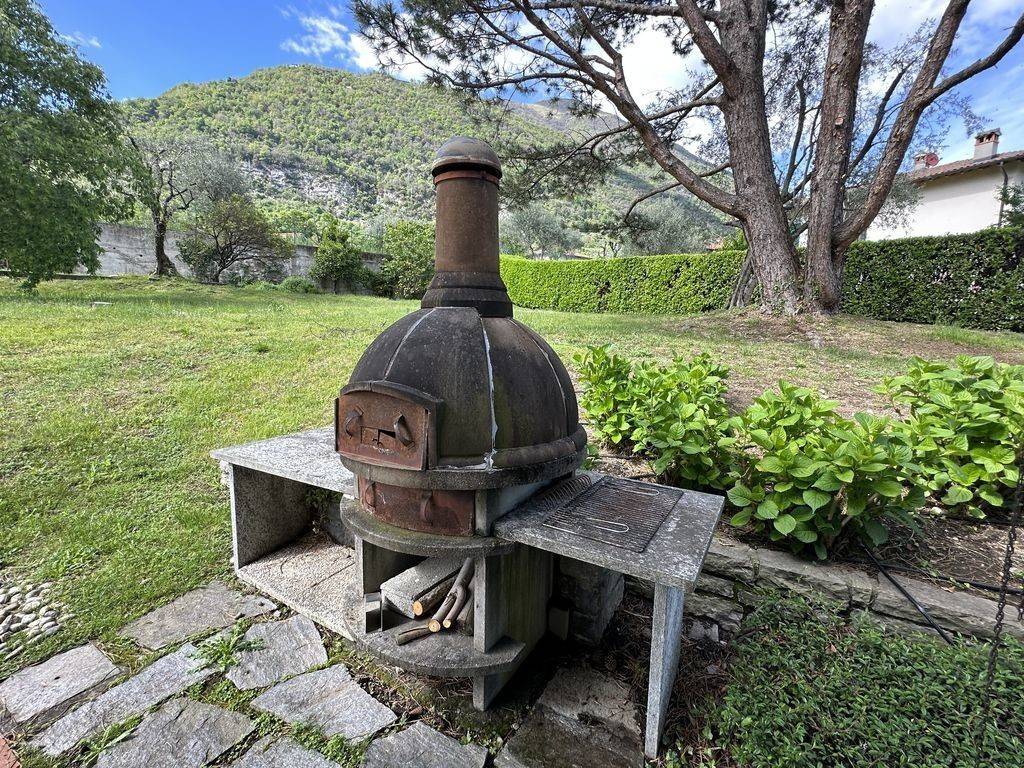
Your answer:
[500,250,744,315]
[842,227,1024,331]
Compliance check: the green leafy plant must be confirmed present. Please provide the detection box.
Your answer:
[195,623,265,673]
[843,227,1024,331]
[576,346,734,490]
[700,595,1024,767]
[279,276,319,294]
[726,384,923,557]
[501,250,744,315]
[878,355,1024,517]
[310,219,369,289]
[379,220,435,299]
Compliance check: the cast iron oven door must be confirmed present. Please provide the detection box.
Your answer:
[358,477,475,537]
[335,381,441,470]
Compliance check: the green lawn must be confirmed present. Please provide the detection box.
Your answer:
[2,276,1024,679]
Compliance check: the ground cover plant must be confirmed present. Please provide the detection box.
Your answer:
[2,276,1023,681]
[577,345,1024,557]
[675,596,1024,768]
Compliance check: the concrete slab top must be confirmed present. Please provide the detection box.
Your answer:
[211,427,355,497]
[494,472,724,590]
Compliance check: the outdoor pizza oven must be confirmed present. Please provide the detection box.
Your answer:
[335,136,587,537]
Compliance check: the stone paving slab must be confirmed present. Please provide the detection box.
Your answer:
[251,665,396,740]
[0,643,120,733]
[536,664,640,742]
[494,708,642,768]
[95,698,253,768]
[363,722,487,768]
[226,616,327,690]
[31,642,215,756]
[211,427,356,496]
[495,662,642,768]
[119,581,275,650]
[231,736,341,768]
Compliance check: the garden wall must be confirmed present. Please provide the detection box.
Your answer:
[649,532,1024,643]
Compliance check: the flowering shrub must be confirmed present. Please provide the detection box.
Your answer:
[725,385,923,558]
[575,346,733,490]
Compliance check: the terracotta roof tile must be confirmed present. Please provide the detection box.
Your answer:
[909,150,1024,182]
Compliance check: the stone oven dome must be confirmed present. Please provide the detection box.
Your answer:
[342,307,585,487]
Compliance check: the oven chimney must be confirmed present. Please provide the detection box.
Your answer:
[421,136,513,318]
[974,128,1001,160]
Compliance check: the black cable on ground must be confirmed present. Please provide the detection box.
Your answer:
[860,543,954,645]
[844,557,1024,597]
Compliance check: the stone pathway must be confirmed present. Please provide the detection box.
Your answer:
[119,581,275,650]
[0,643,120,732]
[0,580,648,768]
[251,665,397,740]
[364,722,487,768]
[231,736,343,768]
[226,615,326,690]
[31,641,217,756]
[95,698,253,768]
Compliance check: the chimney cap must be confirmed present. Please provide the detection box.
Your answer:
[432,136,502,178]
[975,127,1001,141]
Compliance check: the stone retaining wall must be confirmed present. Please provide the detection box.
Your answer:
[662,533,1024,642]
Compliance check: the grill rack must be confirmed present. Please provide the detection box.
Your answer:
[540,475,683,553]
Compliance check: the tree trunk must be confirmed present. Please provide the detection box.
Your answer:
[153,219,178,277]
[741,203,800,314]
[804,0,874,314]
[717,0,801,315]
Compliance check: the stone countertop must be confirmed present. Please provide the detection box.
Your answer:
[211,427,356,497]
[495,472,724,591]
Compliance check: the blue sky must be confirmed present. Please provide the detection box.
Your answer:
[40,0,1024,163]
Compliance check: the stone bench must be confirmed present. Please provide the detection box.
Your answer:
[213,428,724,758]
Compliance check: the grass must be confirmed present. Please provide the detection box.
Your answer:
[2,275,1023,681]
[670,596,1024,768]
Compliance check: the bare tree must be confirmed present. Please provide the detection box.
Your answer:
[355,0,1024,314]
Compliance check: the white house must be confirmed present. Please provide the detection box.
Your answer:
[866,129,1024,240]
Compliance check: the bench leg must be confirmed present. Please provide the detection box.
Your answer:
[645,583,685,758]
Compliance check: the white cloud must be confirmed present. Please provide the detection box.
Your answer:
[280,5,378,70]
[619,22,703,108]
[61,31,101,49]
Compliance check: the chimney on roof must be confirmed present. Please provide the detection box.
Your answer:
[974,128,1001,160]
[913,152,939,170]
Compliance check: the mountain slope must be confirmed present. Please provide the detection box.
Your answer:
[124,65,727,250]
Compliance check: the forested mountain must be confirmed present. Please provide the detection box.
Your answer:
[124,65,727,254]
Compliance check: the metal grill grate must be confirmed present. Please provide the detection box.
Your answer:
[541,476,683,552]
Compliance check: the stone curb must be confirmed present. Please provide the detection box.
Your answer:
[684,532,1022,641]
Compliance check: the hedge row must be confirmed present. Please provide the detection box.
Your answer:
[499,228,1024,329]
[500,250,744,315]
[842,227,1024,332]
